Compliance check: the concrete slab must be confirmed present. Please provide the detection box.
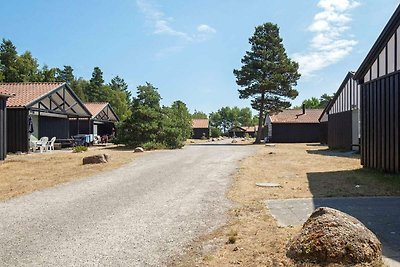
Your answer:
[266,197,400,266]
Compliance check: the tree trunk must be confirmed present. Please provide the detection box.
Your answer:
[255,93,265,144]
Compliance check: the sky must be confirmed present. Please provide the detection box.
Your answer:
[0,0,399,114]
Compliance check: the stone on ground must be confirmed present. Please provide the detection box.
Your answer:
[256,182,282,188]
[231,139,238,144]
[83,154,110,165]
[134,147,144,153]
[286,207,382,265]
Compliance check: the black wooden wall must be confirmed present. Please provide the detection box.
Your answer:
[327,111,353,150]
[7,109,29,153]
[192,128,209,139]
[271,123,320,143]
[39,116,69,139]
[320,122,328,145]
[0,97,7,160]
[361,71,400,173]
[69,119,91,136]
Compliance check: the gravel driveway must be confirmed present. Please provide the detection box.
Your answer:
[0,140,255,266]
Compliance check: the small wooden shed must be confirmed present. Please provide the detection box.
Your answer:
[0,89,14,160]
[69,102,119,137]
[0,82,91,153]
[192,119,209,139]
[228,126,258,138]
[265,107,323,143]
[319,72,360,150]
[354,4,400,172]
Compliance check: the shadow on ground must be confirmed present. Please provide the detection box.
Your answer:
[306,169,400,264]
[306,148,360,159]
[189,143,254,147]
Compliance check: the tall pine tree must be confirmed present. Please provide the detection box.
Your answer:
[233,23,300,143]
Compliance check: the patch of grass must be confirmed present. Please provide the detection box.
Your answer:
[73,145,88,153]
[227,229,238,244]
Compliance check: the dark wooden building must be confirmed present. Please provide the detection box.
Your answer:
[228,126,258,138]
[192,119,209,139]
[70,102,119,137]
[0,89,14,160]
[319,72,360,150]
[0,82,91,153]
[354,4,400,173]
[265,107,323,143]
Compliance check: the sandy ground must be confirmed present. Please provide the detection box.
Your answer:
[0,145,138,201]
[173,143,400,267]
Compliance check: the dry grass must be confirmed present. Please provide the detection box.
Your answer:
[0,145,139,201]
[172,143,399,267]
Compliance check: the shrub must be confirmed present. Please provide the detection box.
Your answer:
[73,145,88,153]
[210,127,222,138]
[244,133,250,139]
[142,142,166,151]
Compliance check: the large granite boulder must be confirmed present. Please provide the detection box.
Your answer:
[286,207,382,265]
[83,154,110,165]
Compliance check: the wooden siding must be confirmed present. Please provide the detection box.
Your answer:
[39,116,70,139]
[0,97,7,160]
[7,109,29,153]
[270,123,320,143]
[328,111,353,150]
[361,71,400,172]
[320,121,328,145]
[192,128,209,139]
[69,119,91,136]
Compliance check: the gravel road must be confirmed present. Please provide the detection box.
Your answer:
[0,140,255,266]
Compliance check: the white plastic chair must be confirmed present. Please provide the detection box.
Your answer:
[39,137,49,153]
[47,137,56,151]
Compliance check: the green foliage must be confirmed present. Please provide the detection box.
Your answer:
[210,127,222,138]
[117,83,192,149]
[302,97,321,109]
[56,65,74,83]
[192,110,208,119]
[73,145,88,153]
[244,133,250,139]
[233,23,300,143]
[209,106,256,133]
[293,94,334,109]
[142,141,166,151]
[0,39,19,82]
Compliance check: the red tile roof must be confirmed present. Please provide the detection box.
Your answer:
[270,109,323,124]
[0,88,14,97]
[0,82,64,107]
[84,102,109,117]
[192,119,209,128]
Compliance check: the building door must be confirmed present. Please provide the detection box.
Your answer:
[93,124,98,136]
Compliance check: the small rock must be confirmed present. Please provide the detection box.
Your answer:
[134,147,144,153]
[231,139,238,144]
[286,207,382,265]
[83,154,110,165]
[269,152,275,155]
[265,144,276,147]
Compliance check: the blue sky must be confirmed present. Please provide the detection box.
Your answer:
[0,0,399,114]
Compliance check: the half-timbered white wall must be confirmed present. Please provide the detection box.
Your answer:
[329,77,360,115]
[364,26,400,82]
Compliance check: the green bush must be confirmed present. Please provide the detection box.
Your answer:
[244,133,250,139]
[142,142,166,151]
[73,145,88,153]
[210,127,222,138]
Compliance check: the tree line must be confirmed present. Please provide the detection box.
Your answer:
[0,39,131,120]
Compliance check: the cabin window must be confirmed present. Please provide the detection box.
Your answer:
[397,27,400,71]
[379,46,386,77]
[371,59,378,80]
[388,34,395,73]
[364,70,370,82]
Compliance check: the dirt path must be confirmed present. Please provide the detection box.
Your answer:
[0,140,255,266]
[174,143,400,266]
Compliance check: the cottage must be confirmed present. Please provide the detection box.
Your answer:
[354,4,400,172]
[0,82,91,153]
[70,102,119,137]
[265,106,323,143]
[228,126,258,138]
[192,119,209,139]
[319,72,360,150]
[0,89,14,160]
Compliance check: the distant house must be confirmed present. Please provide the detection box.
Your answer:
[319,72,360,150]
[354,4,400,172]
[70,102,119,137]
[0,82,91,153]
[192,119,209,139]
[265,106,323,143]
[228,126,258,138]
[0,89,14,160]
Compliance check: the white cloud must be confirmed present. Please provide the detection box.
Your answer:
[197,24,217,34]
[293,0,360,77]
[136,0,216,43]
